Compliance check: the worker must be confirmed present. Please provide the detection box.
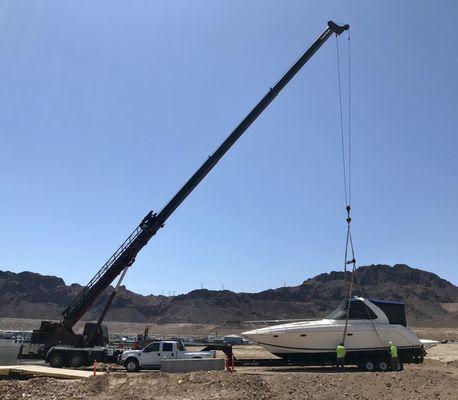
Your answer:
[336,342,346,371]
[389,341,399,371]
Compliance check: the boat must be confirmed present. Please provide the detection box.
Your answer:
[242,297,426,369]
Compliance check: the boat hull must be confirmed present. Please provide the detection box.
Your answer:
[243,320,425,364]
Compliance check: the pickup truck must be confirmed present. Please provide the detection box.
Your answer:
[119,340,216,372]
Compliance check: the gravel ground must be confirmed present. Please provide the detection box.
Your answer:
[2,342,457,399]
[1,360,457,400]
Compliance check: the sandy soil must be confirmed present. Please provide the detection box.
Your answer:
[1,361,457,400]
[424,343,458,363]
[413,327,458,341]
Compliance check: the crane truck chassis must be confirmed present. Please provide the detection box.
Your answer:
[45,346,120,368]
[18,21,350,366]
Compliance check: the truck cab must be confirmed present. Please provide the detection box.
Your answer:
[119,340,216,372]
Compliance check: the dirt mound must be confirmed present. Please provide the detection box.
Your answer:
[0,376,91,400]
[0,372,271,400]
[263,366,458,399]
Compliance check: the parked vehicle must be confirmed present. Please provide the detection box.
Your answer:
[45,345,121,368]
[119,340,216,372]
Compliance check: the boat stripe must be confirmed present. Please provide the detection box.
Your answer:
[256,341,416,352]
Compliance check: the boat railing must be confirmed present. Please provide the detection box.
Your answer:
[242,318,319,329]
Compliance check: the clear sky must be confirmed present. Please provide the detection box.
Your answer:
[0,1,457,295]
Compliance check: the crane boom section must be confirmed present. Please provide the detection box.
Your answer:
[62,20,349,329]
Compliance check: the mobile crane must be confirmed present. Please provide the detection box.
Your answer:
[19,21,349,367]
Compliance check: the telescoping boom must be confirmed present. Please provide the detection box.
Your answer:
[29,21,349,350]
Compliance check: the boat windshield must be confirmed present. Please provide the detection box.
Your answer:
[326,299,377,320]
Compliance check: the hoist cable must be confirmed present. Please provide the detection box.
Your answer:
[336,37,349,207]
[335,29,363,345]
[342,222,355,340]
[342,211,356,343]
[343,219,350,296]
[351,265,386,348]
[336,31,352,309]
[337,30,384,347]
[347,29,352,205]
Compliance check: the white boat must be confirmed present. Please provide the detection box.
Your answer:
[242,297,425,369]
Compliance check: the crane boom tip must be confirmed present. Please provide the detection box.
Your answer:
[328,21,350,35]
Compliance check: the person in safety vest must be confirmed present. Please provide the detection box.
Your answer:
[389,341,400,371]
[336,342,346,371]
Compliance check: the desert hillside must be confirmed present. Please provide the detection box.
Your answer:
[0,264,457,326]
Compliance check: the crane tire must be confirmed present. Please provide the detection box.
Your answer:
[68,353,84,368]
[49,352,65,368]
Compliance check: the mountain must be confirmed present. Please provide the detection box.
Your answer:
[0,264,457,326]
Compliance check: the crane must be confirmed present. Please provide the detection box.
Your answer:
[26,20,349,357]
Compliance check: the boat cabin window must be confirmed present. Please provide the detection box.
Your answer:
[326,300,377,320]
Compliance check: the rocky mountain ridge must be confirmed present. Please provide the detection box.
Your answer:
[0,264,457,326]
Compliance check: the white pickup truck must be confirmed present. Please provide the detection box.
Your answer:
[119,340,216,372]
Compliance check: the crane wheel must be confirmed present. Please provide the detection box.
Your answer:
[125,358,139,372]
[49,352,65,368]
[68,353,84,368]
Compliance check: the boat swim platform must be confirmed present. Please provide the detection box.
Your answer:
[0,365,103,379]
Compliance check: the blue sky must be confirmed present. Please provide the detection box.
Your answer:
[0,1,457,295]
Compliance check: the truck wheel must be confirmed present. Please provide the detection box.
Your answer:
[49,353,65,368]
[125,358,139,372]
[378,360,389,372]
[68,353,84,368]
[361,360,376,372]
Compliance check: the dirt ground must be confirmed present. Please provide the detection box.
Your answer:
[425,343,458,363]
[412,327,457,341]
[1,343,458,400]
[1,360,457,400]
